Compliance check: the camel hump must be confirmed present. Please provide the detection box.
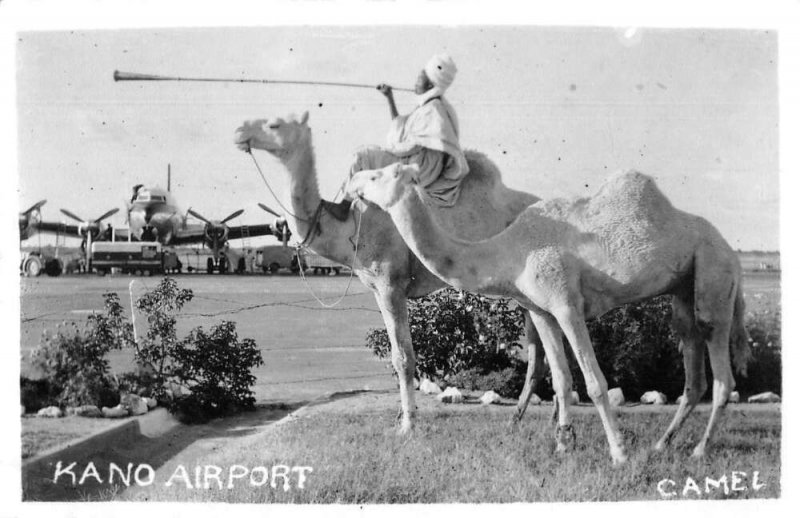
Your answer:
[594,169,674,214]
[462,149,501,187]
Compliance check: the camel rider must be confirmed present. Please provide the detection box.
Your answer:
[327,54,469,220]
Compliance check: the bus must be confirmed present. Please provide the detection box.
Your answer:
[90,242,179,275]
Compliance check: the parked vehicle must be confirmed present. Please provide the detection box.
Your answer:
[304,251,346,276]
[256,245,306,274]
[91,242,169,275]
[20,251,64,277]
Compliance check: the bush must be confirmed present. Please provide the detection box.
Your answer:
[366,289,782,403]
[736,308,781,396]
[133,277,194,399]
[20,377,60,412]
[28,293,131,408]
[26,277,265,422]
[365,289,524,382]
[167,321,264,423]
[446,365,526,399]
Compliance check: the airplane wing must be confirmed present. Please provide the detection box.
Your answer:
[29,221,82,238]
[168,228,208,246]
[165,224,281,247]
[226,224,280,242]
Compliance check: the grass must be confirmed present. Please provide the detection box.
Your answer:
[21,415,127,460]
[122,396,781,503]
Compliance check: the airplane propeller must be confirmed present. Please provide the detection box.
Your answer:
[19,199,47,239]
[187,208,245,258]
[258,203,290,243]
[22,199,48,216]
[257,202,282,218]
[59,207,120,266]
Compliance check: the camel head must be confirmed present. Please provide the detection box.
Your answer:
[234,111,310,159]
[350,162,419,210]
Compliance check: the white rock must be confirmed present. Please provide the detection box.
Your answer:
[437,386,464,404]
[640,390,667,405]
[570,391,580,405]
[69,405,103,418]
[677,394,687,405]
[37,406,63,418]
[479,390,502,405]
[747,391,781,403]
[413,378,420,390]
[142,397,158,409]
[419,378,443,395]
[120,394,148,416]
[529,393,542,405]
[608,388,626,407]
[728,391,740,403]
[102,405,129,418]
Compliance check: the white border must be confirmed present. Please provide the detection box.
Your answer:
[2,1,798,517]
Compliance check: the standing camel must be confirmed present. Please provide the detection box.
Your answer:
[350,162,750,464]
[233,112,544,433]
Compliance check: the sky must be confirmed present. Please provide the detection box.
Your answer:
[14,24,779,250]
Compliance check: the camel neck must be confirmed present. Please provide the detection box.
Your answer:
[281,134,354,265]
[284,135,322,226]
[387,190,490,292]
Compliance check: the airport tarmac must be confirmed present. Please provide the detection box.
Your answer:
[20,274,396,402]
[18,271,779,404]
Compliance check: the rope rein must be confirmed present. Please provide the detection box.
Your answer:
[295,209,362,308]
[246,147,364,308]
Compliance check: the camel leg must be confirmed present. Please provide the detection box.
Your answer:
[690,251,738,458]
[510,312,547,430]
[528,310,574,453]
[654,294,708,451]
[691,325,734,458]
[374,288,417,435]
[554,306,627,465]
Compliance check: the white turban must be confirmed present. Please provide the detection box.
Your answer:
[424,54,457,91]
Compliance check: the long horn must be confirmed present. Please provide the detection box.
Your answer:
[113,70,414,92]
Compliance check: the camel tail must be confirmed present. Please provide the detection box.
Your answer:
[730,281,751,376]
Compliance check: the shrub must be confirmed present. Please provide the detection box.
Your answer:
[365,289,524,382]
[166,321,264,423]
[366,289,782,402]
[133,277,194,398]
[445,365,526,399]
[28,293,131,407]
[20,377,60,412]
[736,308,781,396]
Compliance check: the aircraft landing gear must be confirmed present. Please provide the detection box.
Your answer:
[206,256,228,274]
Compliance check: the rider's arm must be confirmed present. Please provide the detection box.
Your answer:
[377,84,399,119]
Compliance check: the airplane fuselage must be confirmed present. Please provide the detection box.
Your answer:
[128,186,189,244]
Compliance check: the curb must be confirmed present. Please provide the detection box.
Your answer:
[22,408,178,470]
[22,408,179,500]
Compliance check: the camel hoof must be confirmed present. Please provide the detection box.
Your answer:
[555,443,569,455]
[508,415,521,432]
[690,446,706,459]
[652,440,667,452]
[612,454,628,467]
[397,422,413,436]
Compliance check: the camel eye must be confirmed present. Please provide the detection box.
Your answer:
[268,123,280,130]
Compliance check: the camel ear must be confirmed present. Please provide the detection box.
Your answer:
[300,111,309,125]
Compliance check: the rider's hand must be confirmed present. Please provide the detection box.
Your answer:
[376,83,393,97]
